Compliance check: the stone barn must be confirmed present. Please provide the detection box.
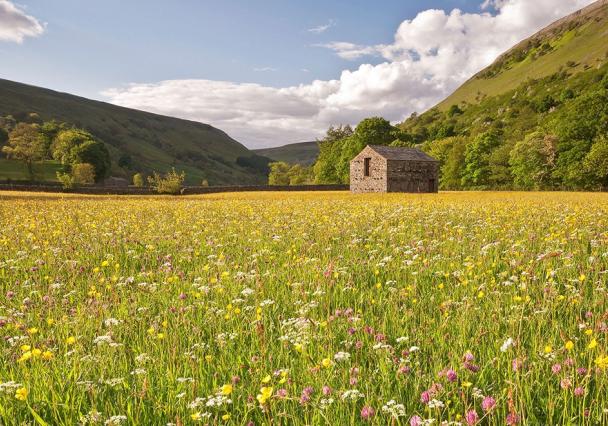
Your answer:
[350,145,439,193]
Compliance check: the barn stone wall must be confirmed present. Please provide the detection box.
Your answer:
[386,160,439,193]
[350,147,387,193]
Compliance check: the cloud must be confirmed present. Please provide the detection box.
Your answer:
[0,0,44,43]
[307,19,335,34]
[104,0,595,148]
[253,67,278,72]
[316,42,379,61]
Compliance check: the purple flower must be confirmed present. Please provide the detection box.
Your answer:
[410,415,423,426]
[276,388,288,398]
[464,362,480,373]
[446,369,458,382]
[398,365,411,375]
[576,367,587,376]
[360,406,375,421]
[463,352,475,362]
[465,409,479,425]
[302,386,314,396]
[506,413,520,425]
[322,385,332,396]
[551,364,562,375]
[560,378,572,389]
[574,387,585,397]
[420,391,431,404]
[481,396,496,412]
[178,292,187,300]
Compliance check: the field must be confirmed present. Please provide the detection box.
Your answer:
[0,191,607,425]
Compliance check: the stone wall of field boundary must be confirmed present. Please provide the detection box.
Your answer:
[0,183,349,195]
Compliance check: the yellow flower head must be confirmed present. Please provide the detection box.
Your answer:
[15,387,28,401]
[256,386,273,405]
[565,341,574,351]
[221,384,233,395]
[66,336,76,345]
[321,358,332,368]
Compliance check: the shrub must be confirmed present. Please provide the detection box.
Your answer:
[147,168,185,194]
[72,163,95,185]
[56,172,75,189]
[132,173,144,187]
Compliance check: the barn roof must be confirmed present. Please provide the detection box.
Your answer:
[367,145,439,162]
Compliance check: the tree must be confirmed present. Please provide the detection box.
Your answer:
[441,138,467,189]
[118,153,134,169]
[51,129,96,164]
[313,125,353,184]
[461,131,502,187]
[72,163,96,185]
[70,141,111,182]
[147,168,185,194]
[268,162,291,185]
[40,121,66,158]
[509,132,556,189]
[583,135,608,188]
[1,123,45,179]
[133,173,144,187]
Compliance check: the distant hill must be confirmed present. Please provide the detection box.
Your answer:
[438,0,608,109]
[254,141,319,166]
[396,0,608,190]
[0,79,267,185]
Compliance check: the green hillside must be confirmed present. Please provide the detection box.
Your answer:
[395,0,608,190]
[253,141,319,165]
[439,0,608,109]
[0,79,267,185]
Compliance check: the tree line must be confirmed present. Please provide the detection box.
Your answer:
[269,63,608,190]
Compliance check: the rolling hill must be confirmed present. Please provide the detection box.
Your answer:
[253,141,319,166]
[396,0,608,190]
[438,0,608,109]
[0,78,267,185]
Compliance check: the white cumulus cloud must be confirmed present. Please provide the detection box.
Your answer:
[0,0,44,43]
[103,0,595,148]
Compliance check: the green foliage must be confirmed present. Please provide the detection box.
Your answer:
[51,129,96,164]
[56,171,75,189]
[132,173,144,187]
[268,162,313,186]
[1,123,46,179]
[447,104,463,117]
[71,163,96,185]
[462,131,502,187]
[147,168,185,194]
[70,140,112,182]
[268,162,290,185]
[118,154,133,169]
[509,132,556,189]
[583,135,608,187]
[236,154,271,175]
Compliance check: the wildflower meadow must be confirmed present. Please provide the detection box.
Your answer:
[0,191,607,425]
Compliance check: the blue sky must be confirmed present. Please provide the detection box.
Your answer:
[2,0,484,96]
[0,0,595,147]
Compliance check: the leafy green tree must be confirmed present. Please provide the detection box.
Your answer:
[583,135,608,188]
[40,121,66,158]
[462,131,502,187]
[268,162,291,185]
[52,129,96,164]
[447,104,463,117]
[509,132,556,189]
[441,138,467,189]
[1,123,46,179]
[71,141,111,182]
[287,164,313,185]
[313,125,353,184]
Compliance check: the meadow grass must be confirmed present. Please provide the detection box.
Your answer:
[0,191,607,425]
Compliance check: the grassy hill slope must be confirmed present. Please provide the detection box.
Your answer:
[439,0,608,109]
[0,79,267,185]
[253,141,319,166]
[397,0,608,190]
